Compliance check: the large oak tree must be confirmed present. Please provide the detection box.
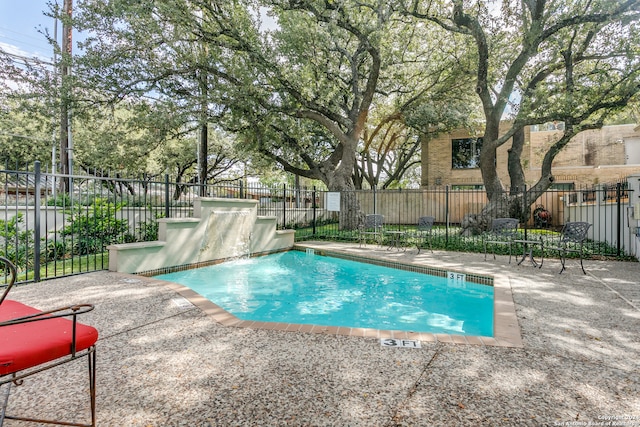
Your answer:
[408,0,640,229]
[72,0,474,227]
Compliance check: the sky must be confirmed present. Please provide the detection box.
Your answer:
[1,1,278,59]
[0,0,57,60]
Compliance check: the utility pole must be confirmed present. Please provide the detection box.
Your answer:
[195,8,208,197]
[51,13,58,199]
[198,70,208,197]
[59,0,72,192]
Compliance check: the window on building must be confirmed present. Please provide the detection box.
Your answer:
[452,137,483,169]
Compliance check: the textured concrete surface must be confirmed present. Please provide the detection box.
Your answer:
[3,243,639,426]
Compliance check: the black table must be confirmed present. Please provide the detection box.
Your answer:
[513,237,544,268]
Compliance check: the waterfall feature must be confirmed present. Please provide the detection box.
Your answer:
[199,210,254,261]
[247,232,254,258]
[107,197,296,274]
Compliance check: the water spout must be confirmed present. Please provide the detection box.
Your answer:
[246,232,254,259]
[199,210,255,262]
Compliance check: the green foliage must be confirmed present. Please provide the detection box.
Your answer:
[0,214,35,271]
[136,213,164,242]
[4,0,638,210]
[0,83,57,168]
[47,192,72,207]
[61,199,130,255]
[43,239,67,262]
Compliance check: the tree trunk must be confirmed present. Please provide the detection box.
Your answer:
[508,127,526,194]
[460,192,529,236]
[479,121,504,202]
[327,139,361,231]
[463,124,528,235]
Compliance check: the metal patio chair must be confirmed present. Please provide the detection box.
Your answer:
[0,256,98,427]
[415,216,435,254]
[548,222,592,274]
[358,214,384,248]
[483,218,520,263]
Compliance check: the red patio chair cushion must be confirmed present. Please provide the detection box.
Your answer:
[0,300,99,376]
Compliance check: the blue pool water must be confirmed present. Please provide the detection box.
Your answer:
[155,251,494,336]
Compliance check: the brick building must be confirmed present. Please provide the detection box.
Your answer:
[421,123,640,188]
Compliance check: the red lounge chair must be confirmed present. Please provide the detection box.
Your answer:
[0,256,98,427]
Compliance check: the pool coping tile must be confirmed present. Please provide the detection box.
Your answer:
[450,334,469,345]
[336,326,352,336]
[285,323,301,332]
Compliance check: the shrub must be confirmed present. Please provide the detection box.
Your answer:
[46,193,71,207]
[0,214,35,271]
[43,239,68,262]
[61,199,130,255]
[136,213,163,241]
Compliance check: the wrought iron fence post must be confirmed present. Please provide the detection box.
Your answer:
[617,182,622,256]
[445,185,449,247]
[282,184,286,229]
[373,185,377,215]
[522,185,528,240]
[34,161,41,282]
[164,174,170,219]
[312,186,317,236]
[397,187,402,231]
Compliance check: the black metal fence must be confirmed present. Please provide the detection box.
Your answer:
[297,183,637,258]
[1,161,638,284]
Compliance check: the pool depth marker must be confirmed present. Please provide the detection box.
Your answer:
[381,338,422,348]
[447,271,466,288]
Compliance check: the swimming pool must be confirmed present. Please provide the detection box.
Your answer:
[154,250,494,336]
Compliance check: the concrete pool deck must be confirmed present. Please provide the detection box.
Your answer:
[4,242,640,426]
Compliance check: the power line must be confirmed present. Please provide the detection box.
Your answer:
[0,131,50,142]
[0,25,51,43]
[1,51,184,105]
[0,35,50,53]
[1,49,54,67]
[0,28,53,57]
[0,25,52,46]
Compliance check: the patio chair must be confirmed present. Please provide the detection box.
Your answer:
[483,218,520,263]
[0,256,98,427]
[358,214,384,248]
[548,222,592,274]
[415,216,435,254]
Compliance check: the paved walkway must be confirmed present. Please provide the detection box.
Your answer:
[4,243,640,426]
